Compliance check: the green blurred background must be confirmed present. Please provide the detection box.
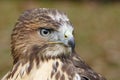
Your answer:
[0,0,120,80]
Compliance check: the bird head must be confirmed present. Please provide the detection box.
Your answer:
[11,8,75,63]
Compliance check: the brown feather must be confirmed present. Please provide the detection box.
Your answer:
[2,8,106,80]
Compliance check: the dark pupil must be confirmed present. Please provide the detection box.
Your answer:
[43,30,49,34]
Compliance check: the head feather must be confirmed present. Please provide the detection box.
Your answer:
[11,8,72,64]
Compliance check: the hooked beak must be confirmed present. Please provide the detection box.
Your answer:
[63,30,75,50]
[48,30,75,50]
[68,37,75,50]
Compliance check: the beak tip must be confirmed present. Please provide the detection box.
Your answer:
[68,38,75,50]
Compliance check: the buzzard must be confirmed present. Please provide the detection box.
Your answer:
[2,8,106,80]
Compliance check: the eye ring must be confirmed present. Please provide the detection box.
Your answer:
[40,28,51,37]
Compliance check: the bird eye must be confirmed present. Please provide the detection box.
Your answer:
[40,28,51,37]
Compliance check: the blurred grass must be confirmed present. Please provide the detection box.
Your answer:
[0,1,120,80]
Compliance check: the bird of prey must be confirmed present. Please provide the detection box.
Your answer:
[2,8,106,80]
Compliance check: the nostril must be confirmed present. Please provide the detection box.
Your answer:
[64,35,68,38]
